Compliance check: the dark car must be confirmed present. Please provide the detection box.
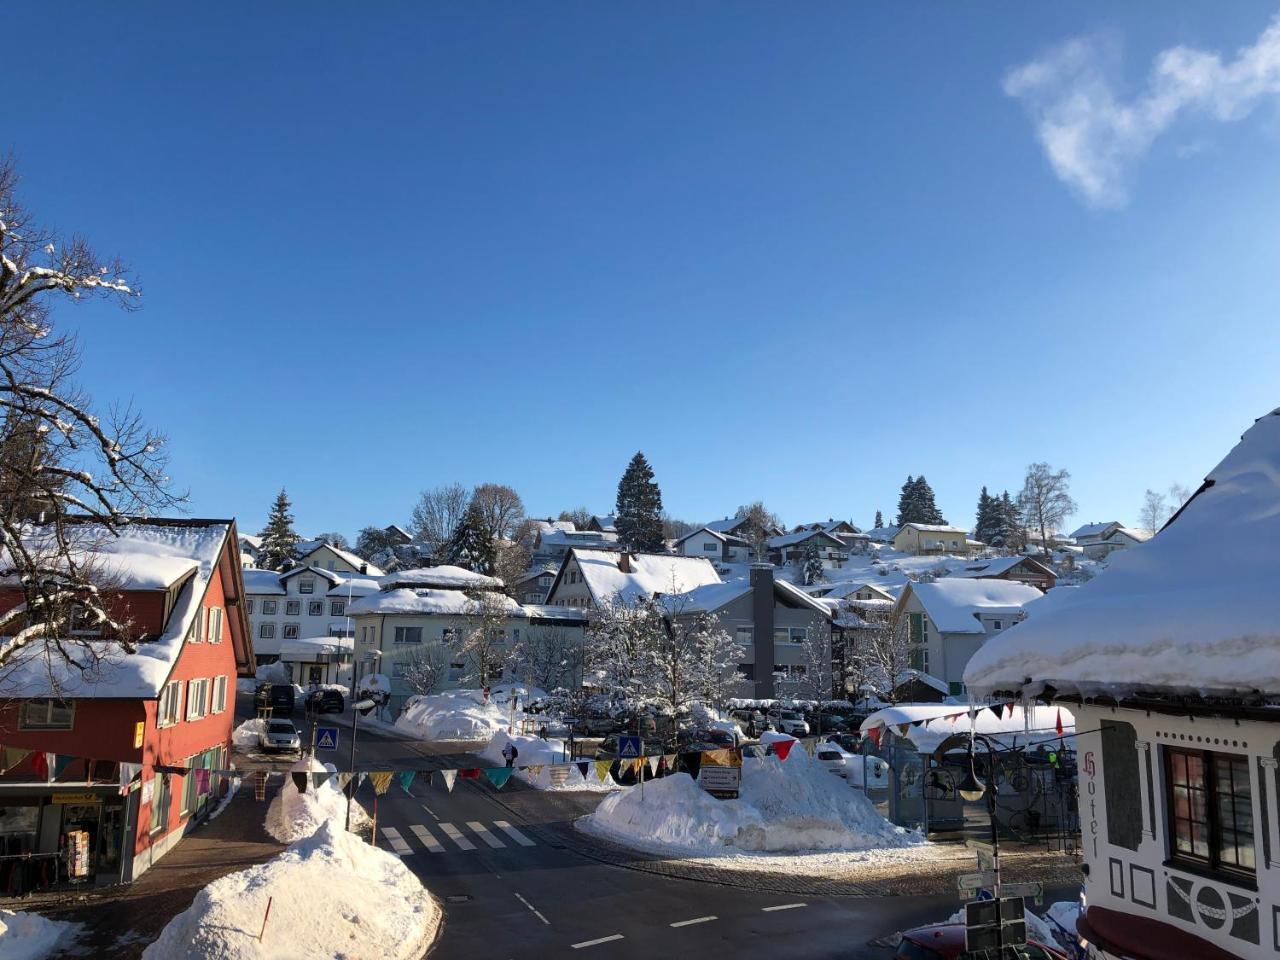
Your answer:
[825,732,862,753]
[306,688,345,714]
[813,713,851,733]
[256,683,295,716]
[895,923,1067,960]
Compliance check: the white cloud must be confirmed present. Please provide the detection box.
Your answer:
[1005,13,1280,208]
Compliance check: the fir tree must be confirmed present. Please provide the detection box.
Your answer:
[896,475,945,526]
[913,476,945,525]
[894,476,916,528]
[992,490,1023,551]
[259,488,301,571]
[973,486,999,545]
[873,510,884,529]
[801,542,825,586]
[443,502,497,574]
[614,451,665,553]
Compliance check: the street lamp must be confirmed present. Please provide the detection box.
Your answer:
[345,697,377,831]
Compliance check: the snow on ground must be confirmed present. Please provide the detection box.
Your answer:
[142,820,440,960]
[395,689,518,741]
[480,732,617,793]
[579,742,922,866]
[1044,900,1081,951]
[232,719,265,749]
[265,758,369,844]
[0,910,80,960]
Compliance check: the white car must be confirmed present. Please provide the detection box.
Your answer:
[259,719,302,754]
[769,710,810,736]
[816,746,850,777]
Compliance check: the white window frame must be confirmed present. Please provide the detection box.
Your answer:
[261,599,278,615]
[330,600,345,617]
[259,623,276,639]
[245,598,254,615]
[308,600,324,617]
[206,606,223,644]
[186,678,208,721]
[285,600,301,616]
[283,623,300,640]
[299,579,315,595]
[211,675,228,713]
[159,680,184,727]
[189,606,204,643]
[394,626,423,644]
[18,698,75,731]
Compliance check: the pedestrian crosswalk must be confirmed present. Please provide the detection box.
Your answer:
[381,820,539,855]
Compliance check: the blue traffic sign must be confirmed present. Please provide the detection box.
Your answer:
[618,735,642,759]
[316,726,339,751]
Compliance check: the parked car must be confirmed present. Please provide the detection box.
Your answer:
[825,732,862,753]
[894,923,1067,959]
[815,745,851,778]
[808,712,850,733]
[255,682,296,716]
[768,709,810,736]
[305,688,344,714]
[258,719,302,754]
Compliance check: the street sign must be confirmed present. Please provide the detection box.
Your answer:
[957,871,998,890]
[698,763,742,799]
[316,726,340,751]
[1000,881,1045,905]
[966,839,996,873]
[617,735,642,759]
[965,897,1027,952]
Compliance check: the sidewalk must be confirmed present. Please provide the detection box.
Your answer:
[25,781,284,959]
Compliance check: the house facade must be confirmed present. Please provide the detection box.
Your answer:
[891,578,1042,696]
[950,554,1058,592]
[892,523,971,555]
[0,519,254,886]
[1069,521,1153,561]
[293,540,383,576]
[544,548,722,610]
[966,409,1280,960]
[766,529,848,570]
[243,566,379,665]
[673,527,752,565]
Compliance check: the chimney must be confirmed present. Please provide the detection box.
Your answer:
[750,563,776,700]
[618,553,631,574]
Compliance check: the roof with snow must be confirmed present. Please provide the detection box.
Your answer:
[0,519,249,699]
[966,409,1280,701]
[279,635,354,656]
[348,587,523,617]
[536,529,620,549]
[295,541,385,576]
[950,555,1054,580]
[900,578,1043,634]
[243,568,286,595]
[377,566,503,591]
[565,548,722,605]
[767,529,844,550]
[704,517,749,534]
[1068,521,1120,540]
[897,523,969,535]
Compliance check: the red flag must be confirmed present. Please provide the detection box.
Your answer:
[772,739,795,762]
[1055,708,1064,737]
[32,751,49,781]
[867,726,882,748]
[459,768,481,780]
[1004,702,1014,720]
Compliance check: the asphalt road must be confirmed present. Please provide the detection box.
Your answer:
[268,706,1077,959]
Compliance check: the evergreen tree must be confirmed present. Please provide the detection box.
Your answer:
[258,488,301,571]
[443,503,497,574]
[973,486,999,545]
[896,475,945,526]
[801,542,825,586]
[873,510,884,529]
[614,451,665,552]
[894,476,916,528]
[992,490,1024,551]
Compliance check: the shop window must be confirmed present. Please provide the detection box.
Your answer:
[1164,746,1255,880]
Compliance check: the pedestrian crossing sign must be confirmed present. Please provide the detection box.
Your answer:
[618,735,642,759]
[316,726,339,751]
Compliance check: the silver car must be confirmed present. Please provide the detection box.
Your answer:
[259,719,301,753]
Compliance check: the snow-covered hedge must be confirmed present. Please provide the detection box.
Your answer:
[143,820,439,960]
[394,689,513,741]
[265,758,368,844]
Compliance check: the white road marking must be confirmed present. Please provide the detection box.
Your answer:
[761,903,806,912]
[571,934,624,949]
[493,819,536,847]
[514,892,550,925]
[467,820,506,849]
[422,803,439,820]
[380,827,412,856]
[437,822,476,851]
[670,916,717,928]
[410,824,444,853]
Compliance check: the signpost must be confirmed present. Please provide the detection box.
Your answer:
[315,726,339,751]
[964,897,1027,952]
[617,735,642,760]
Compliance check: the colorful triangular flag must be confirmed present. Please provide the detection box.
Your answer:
[439,769,457,793]
[459,768,481,780]
[646,756,659,776]
[369,771,393,795]
[987,704,1003,720]
[594,759,612,783]
[866,726,882,748]
[772,739,794,762]
[52,754,76,780]
[335,773,353,792]
[526,764,544,779]
[397,770,417,794]
[1055,708,1064,737]
[663,754,678,773]
[483,767,514,790]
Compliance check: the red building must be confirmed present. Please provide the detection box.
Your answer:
[0,518,254,889]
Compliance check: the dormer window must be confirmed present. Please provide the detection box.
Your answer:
[299,578,315,595]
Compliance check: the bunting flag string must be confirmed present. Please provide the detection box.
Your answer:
[525,764,544,779]
[396,770,417,794]
[439,769,457,793]
[646,756,660,776]
[458,768,481,781]
[369,771,394,795]
[594,760,612,783]
[483,768,513,790]
[576,761,590,781]
[335,772,353,792]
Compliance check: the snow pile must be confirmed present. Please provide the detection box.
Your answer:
[479,732,616,793]
[0,909,79,959]
[1043,901,1081,952]
[142,820,439,960]
[265,758,368,844]
[395,689,514,740]
[232,719,265,749]
[582,746,920,855]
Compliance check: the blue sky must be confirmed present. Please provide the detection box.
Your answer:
[10,3,1280,537]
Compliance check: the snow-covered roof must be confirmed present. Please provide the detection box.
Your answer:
[893,669,950,696]
[387,524,413,540]
[897,523,969,535]
[279,635,354,657]
[377,566,503,591]
[949,556,1051,580]
[674,526,727,545]
[0,520,236,699]
[766,529,844,550]
[327,576,380,598]
[348,587,523,618]
[537,529,619,549]
[704,517,747,534]
[860,702,1075,753]
[864,526,899,542]
[570,549,722,605]
[527,519,576,536]
[1109,526,1153,543]
[806,580,896,601]
[281,564,343,587]
[966,409,1280,700]
[522,604,589,622]
[295,541,385,576]
[1068,521,1119,540]
[243,568,286,596]
[903,579,1043,634]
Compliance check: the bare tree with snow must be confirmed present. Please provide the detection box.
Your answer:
[395,644,448,697]
[469,483,525,542]
[734,501,780,561]
[409,482,469,554]
[1139,488,1168,536]
[1017,462,1077,559]
[457,590,517,686]
[511,624,583,691]
[795,621,836,702]
[0,157,176,685]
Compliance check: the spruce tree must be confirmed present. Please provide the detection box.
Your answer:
[259,488,301,571]
[913,476,945,525]
[443,503,497,574]
[873,510,884,529]
[614,451,665,553]
[894,476,916,528]
[992,490,1023,551]
[973,487,998,544]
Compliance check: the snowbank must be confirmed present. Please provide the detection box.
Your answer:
[0,909,79,960]
[581,746,920,856]
[232,719,265,749]
[395,690,513,741]
[265,758,368,844]
[142,820,439,960]
[480,732,616,793]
